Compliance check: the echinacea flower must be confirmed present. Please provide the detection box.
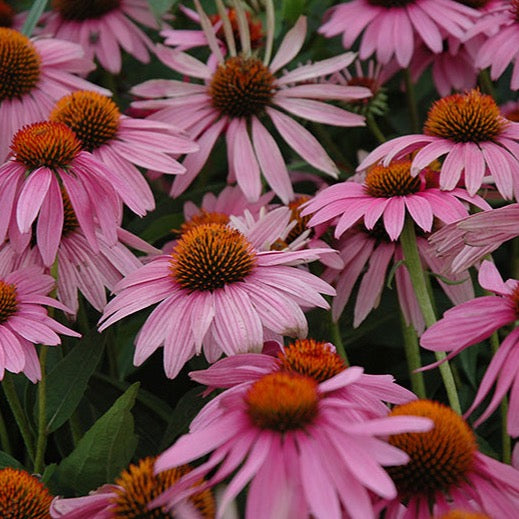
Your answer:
[0,27,109,161]
[153,367,432,519]
[0,467,53,518]
[0,267,79,382]
[381,400,519,518]
[41,0,157,74]
[302,158,489,241]
[420,261,519,436]
[50,457,215,518]
[99,208,336,378]
[319,0,479,68]
[358,89,519,200]
[49,90,198,216]
[131,3,370,203]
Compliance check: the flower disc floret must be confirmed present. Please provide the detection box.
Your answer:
[61,189,79,236]
[0,28,41,101]
[368,0,415,6]
[209,56,275,118]
[177,211,230,237]
[50,91,120,152]
[11,121,82,169]
[112,457,214,519]
[424,90,506,143]
[0,468,52,519]
[278,339,347,382]
[436,511,491,519]
[170,223,256,292]
[387,400,477,499]
[51,0,121,20]
[0,281,17,324]
[246,372,319,432]
[365,160,422,197]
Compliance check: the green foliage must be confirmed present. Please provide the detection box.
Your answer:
[0,451,24,470]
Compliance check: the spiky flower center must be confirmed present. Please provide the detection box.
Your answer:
[424,90,505,143]
[435,511,491,519]
[0,1,15,27]
[112,457,215,519]
[177,211,230,237]
[170,223,256,292]
[387,400,477,499]
[286,196,312,242]
[364,160,422,198]
[0,468,52,519]
[0,281,17,324]
[368,0,415,7]
[0,28,40,101]
[62,189,79,236]
[246,372,319,432]
[50,91,120,152]
[11,122,82,170]
[209,9,263,50]
[278,339,347,383]
[51,0,121,20]
[209,56,275,118]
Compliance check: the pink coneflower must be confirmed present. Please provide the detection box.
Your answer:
[302,158,489,241]
[0,122,128,267]
[381,400,519,518]
[41,0,157,74]
[0,267,79,382]
[322,224,474,333]
[421,261,519,436]
[319,0,478,68]
[153,368,432,519]
[358,89,519,200]
[49,90,198,216]
[131,4,371,203]
[99,208,336,378]
[0,28,109,161]
[49,457,215,518]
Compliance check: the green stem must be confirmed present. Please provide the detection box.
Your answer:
[34,346,48,474]
[403,68,420,133]
[366,113,386,144]
[490,331,511,464]
[399,311,426,398]
[2,374,35,462]
[330,318,349,365]
[399,218,461,414]
[0,404,12,455]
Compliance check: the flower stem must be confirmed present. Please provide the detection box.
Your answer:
[34,346,48,474]
[2,374,35,462]
[399,310,426,398]
[403,68,420,133]
[399,218,461,414]
[366,113,386,144]
[330,317,349,365]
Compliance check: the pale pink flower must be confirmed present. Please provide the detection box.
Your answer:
[302,158,489,241]
[420,261,519,436]
[0,267,80,382]
[153,368,432,519]
[131,12,370,203]
[381,399,519,518]
[358,89,519,200]
[319,0,479,68]
[99,207,336,378]
[0,28,109,161]
[41,0,157,74]
[49,90,198,216]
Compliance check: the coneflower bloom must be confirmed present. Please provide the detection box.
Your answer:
[50,457,215,518]
[41,0,157,74]
[153,368,432,519]
[0,122,127,266]
[99,208,336,378]
[319,0,479,68]
[49,90,198,216]
[131,9,370,203]
[358,89,519,200]
[421,261,519,436]
[301,158,489,241]
[0,27,109,161]
[382,400,519,518]
[0,467,53,518]
[0,267,80,382]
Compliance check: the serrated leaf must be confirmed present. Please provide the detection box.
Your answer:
[0,451,24,470]
[52,383,139,494]
[37,331,105,433]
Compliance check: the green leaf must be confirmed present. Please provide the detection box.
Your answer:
[282,0,307,24]
[147,0,177,18]
[21,0,48,37]
[37,331,105,433]
[139,213,183,246]
[0,451,24,470]
[52,383,139,494]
